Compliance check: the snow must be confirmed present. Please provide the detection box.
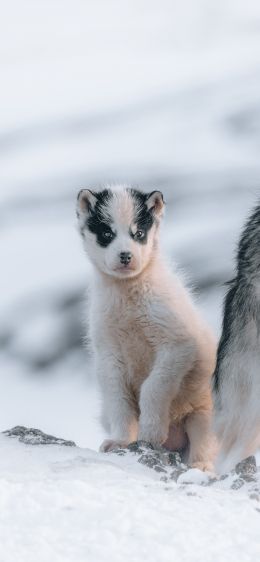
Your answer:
[0,435,259,562]
[1,0,260,559]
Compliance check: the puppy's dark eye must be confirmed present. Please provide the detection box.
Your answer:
[102,230,113,239]
[134,230,145,240]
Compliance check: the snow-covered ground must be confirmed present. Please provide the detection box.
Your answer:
[0,431,260,562]
[1,1,260,559]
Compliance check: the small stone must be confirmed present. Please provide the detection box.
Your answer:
[138,452,166,472]
[112,448,126,456]
[168,451,182,467]
[205,477,218,486]
[220,473,229,481]
[235,456,257,482]
[231,478,245,490]
[154,465,167,473]
[127,441,155,454]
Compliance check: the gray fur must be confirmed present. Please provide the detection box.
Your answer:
[213,203,260,472]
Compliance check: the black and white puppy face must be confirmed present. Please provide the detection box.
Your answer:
[76,185,164,279]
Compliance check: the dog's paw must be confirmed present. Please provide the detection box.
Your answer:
[99,439,129,453]
[138,423,167,448]
[190,460,215,473]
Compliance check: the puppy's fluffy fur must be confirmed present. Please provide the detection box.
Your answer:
[213,204,260,472]
[77,185,217,470]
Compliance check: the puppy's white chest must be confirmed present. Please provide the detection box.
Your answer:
[102,293,155,387]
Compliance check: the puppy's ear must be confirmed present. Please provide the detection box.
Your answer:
[146,191,164,217]
[77,189,97,217]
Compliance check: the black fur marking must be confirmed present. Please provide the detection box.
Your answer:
[213,282,237,393]
[213,203,260,394]
[128,189,155,244]
[86,189,116,248]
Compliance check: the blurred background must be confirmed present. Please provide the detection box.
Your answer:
[1,0,260,448]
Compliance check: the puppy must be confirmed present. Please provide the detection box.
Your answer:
[213,203,260,472]
[77,185,217,470]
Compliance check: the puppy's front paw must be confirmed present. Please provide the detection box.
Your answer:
[138,422,167,447]
[190,460,214,473]
[99,439,129,453]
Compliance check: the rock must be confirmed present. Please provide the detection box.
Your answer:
[138,453,167,473]
[168,451,183,467]
[127,441,155,454]
[3,426,76,447]
[235,456,257,482]
[126,441,185,476]
[231,478,245,490]
[110,441,186,477]
[126,441,167,472]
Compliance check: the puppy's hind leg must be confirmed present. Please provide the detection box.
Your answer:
[185,409,217,472]
[138,342,196,445]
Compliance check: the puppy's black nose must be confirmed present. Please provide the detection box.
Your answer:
[120,252,132,265]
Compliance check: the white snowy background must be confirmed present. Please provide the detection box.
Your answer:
[1,1,260,560]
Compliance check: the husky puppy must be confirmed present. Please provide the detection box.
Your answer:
[77,185,216,470]
[213,204,260,471]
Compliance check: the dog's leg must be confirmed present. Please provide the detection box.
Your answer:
[185,409,216,472]
[96,352,139,452]
[216,414,260,473]
[138,343,195,445]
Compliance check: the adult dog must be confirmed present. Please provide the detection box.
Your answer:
[213,203,260,471]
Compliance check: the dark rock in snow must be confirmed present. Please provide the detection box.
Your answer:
[113,444,259,491]
[127,440,183,466]
[231,478,245,490]
[127,440,155,454]
[3,426,76,447]
[235,456,257,482]
[112,440,186,478]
